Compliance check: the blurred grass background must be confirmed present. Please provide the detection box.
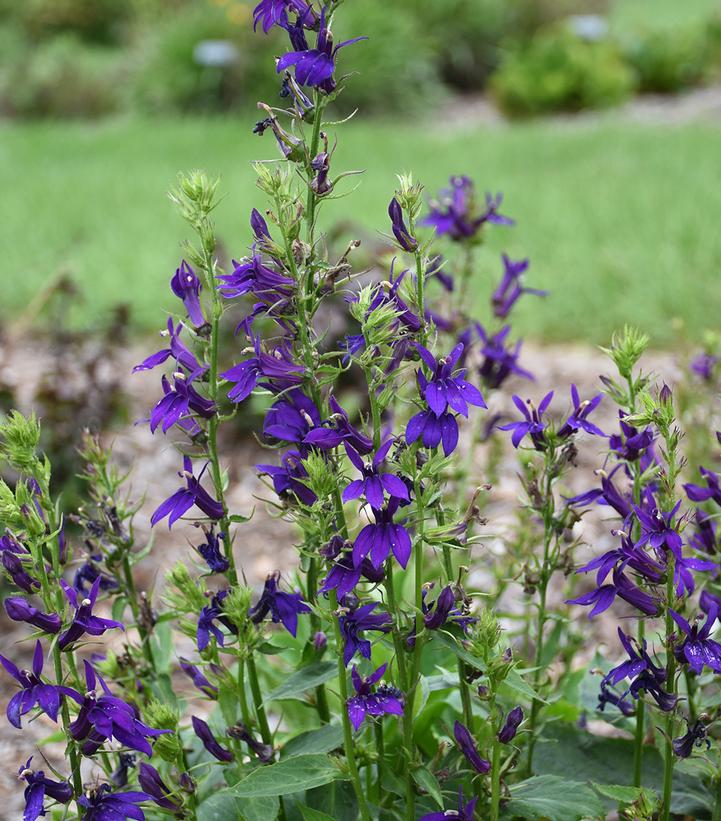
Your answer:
[1,0,720,347]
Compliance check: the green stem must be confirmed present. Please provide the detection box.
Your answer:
[237,658,252,728]
[526,460,554,776]
[441,526,474,730]
[633,620,646,788]
[206,289,238,586]
[661,556,677,821]
[330,591,372,821]
[121,554,157,671]
[375,722,385,804]
[490,733,502,821]
[246,652,272,747]
[713,771,721,821]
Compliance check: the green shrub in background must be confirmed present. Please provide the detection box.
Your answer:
[0,31,126,118]
[402,0,609,91]
[132,5,255,113]
[622,26,711,93]
[491,25,636,117]
[331,0,445,113]
[13,0,133,44]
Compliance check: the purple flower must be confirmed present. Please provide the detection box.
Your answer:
[151,456,224,529]
[253,0,310,33]
[0,533,39,593]
[77,785,151,821]
[179,658,218,698]
[138,763,183,813]
[671,606,721,674]
[304,395,374,454]
[365,265,421,333]
[498,706,524,743]
[690,352,718,381]
[346,663,403,731]
[58,577,124,650]
[264,389,320,445]
[276,8,366,93]
[342,439,409,511]
[575,533,664,588]
[217,254,294,303]
[73,558,118,595]
[427,254,454,291]
[565,466,634,520]
[195,528,229,574]
[339,601,392,666]
[149,373,215,435]
[673,720,710,758]
[170,260,205,328]
[609,411,654,461]
[133,318,205,378]
[491,254,546,319]
[422,175,513,241]
[557,384,605,438]
[221,337,303,404]
[18,758,73,821]
[228,722,274,763]
[633,500,683,556]
[499,392,553,450]
[419,790,479,821]
[415,342,486,418]
[110,753,136,788]
[250,207,271,243]
[4,597,61,633]
[248,571,311,636]
[685,467,721,506]
[67,662,170,756]
[0,641,77,728]
[406,409,459,456]
[476,324,533,390]
[197,591,235,652]
[353,499,412,569]
[603,628,666,694]
[192,716,234,762]
[423,584,475,633]
[319,551,385,600]
[689,510,719,555]
[388,197,417,252]
[453,720,490,773]
[257,449,317,506]
[567,565,659,618]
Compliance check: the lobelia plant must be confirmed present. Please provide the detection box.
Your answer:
[2,3,721,821]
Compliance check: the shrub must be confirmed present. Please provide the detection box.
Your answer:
[14,0,133,44]
[0,33,126,118]
[132,4,285,113]
[491,25,636,117]
[623,25,711,93]
[330,0,446,113]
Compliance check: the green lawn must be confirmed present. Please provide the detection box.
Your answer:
[2,114,720,346]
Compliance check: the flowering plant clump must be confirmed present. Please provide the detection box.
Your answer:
[2,3,721,821]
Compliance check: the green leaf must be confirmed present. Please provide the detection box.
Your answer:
[533,725,710,817]
[198,792,279,821]
[591,782,651,804]
[229,754,345,798]
[499,668,548,705]
[111,596,127,622]
[433,630,482,670]
[283,724,344,758]
[299,807,336,821]
[218,680,240,725]
[412,767,443,808]
[266,661,337,703]
[507,775,605,820]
